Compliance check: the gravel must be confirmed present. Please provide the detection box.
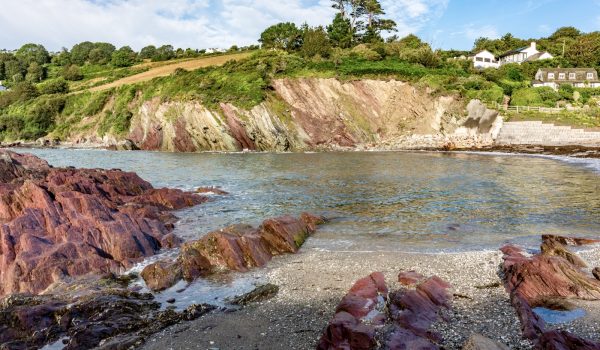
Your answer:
[140,247,600,350]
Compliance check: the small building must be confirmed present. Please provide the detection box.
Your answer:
[532,68,600,90]
[499,42,553,65]
[471,50,499,69]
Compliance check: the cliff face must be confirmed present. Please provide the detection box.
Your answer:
[60,78,497,152]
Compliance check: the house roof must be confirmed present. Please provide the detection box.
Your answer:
[535,68,599,83]
[498,46,528,58]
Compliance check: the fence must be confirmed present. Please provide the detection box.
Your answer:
[488,102,563,114]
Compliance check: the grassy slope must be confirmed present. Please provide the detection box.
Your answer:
[2,50,600,142]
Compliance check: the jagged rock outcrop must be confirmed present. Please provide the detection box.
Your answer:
[500,235,600,349]
[0,150,206,296]
[0,274,215,350]
[317,272,451,350]
[141,213,326,291]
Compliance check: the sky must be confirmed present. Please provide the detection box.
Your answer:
[0,0,599,52]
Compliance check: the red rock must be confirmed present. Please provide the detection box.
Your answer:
[140,261,183,292]
[593,268,600,281]
[501,244,600,305]
[142,214,326,291]
[0,150,206,296]
[541,235,600,247]
[537,330,600,350]
[398,271,425,286]
[501,238,600,349]
[318,273,450,350]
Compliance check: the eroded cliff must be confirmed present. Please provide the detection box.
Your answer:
[53,78,499,152]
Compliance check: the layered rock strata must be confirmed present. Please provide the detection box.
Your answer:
[317,272,452,350]
[0,150,205,296]
[501,235,600,349]
[141,213,326,291]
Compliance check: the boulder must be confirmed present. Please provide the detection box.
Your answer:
[593,268,600,281]
[0,150,206,296]
[500,237,600,349]
[318,273,451,350]
[142,214,326,291]
[398,271,425,286]
[462,334,509,350]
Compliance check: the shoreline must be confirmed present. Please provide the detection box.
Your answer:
[4,141,600,159]
[140,247,600,350]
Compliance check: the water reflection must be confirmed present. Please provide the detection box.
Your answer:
[19,149,600,252]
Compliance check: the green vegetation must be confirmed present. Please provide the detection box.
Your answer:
[1,1,600,142]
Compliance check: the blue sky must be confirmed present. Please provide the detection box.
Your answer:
[0,0,599,51]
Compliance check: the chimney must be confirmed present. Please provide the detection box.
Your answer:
[531,42,537,51]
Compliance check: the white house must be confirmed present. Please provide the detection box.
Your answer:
[498,42,554,65]
[532,68,600,90]
[471,50,499,69]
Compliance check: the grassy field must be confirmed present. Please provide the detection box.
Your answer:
[88,52,252,92]
[505,110,600,130]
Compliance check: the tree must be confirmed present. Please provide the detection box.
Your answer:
[550,27,582,40]
[566,32,600,67]
[39,78,69,95]
[70,41,95,65]
[25,62,46,83]
[111,46,137,67]
[259,23,302,51]
[139,45,157,59]
[4,60,25,83]
[328,13,353,48]
[52,48,71,66]
[15,44,50,66]
[300,26,332,58]
[88,43,115,65]
[151,45,175,61]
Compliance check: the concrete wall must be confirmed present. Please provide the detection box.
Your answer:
[495,121,600,147]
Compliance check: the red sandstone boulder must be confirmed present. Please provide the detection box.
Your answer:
[142,214,327,291]
[0,150,206,296]
[501,236,600,349]
[318,273,451,350]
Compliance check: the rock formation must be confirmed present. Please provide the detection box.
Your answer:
[0,150,206,296]
[317,272,451,350]
[500,235,600,349]
[141,213,326,291]
[0,274,215,350]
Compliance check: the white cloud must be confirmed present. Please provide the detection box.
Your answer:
[452,24,500,43]
[0,0,448,51]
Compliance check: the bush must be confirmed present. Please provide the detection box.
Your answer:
[511,87,561,107]
[62,65,84,81]
[350,45,381,61]
[39,78,69,95]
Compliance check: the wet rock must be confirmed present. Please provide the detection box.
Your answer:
[462,334,509,350]
[196,187,229,195]
[142,214,326,291]
[229,284,279,306]
[541,234,600,247]
[140,261,182,292]
[0,282,216,350]
[537,330,600,350]
[0,150,206,296]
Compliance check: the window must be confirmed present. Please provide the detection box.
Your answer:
[548,73,555,80]
[569,73,576,80]
[588,73,595,80]
[476,57,483,62]
[559,73,566,80]
[484,58,491,63]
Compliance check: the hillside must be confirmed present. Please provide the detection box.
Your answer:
[88,52,252,92]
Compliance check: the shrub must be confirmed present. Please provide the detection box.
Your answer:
[511,87,561,107]
[350,45,381,61]
[39,78,69,95]
[62,65,84,81]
